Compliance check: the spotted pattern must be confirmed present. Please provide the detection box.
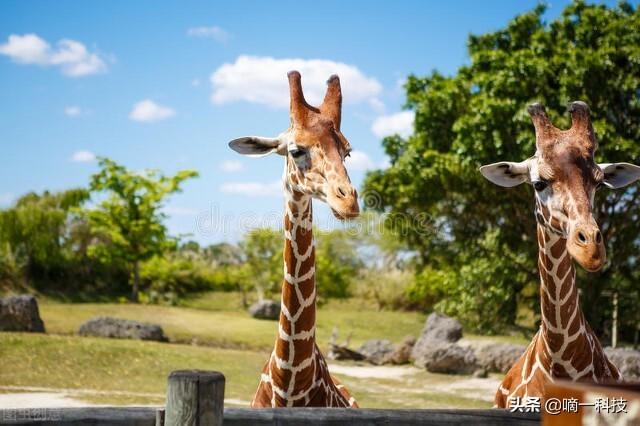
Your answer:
[495,210,621,408]
[250,177,357,408]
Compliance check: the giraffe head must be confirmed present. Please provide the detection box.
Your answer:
[228,71,359,219]
[481,102,640,272]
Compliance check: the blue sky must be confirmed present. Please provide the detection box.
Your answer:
[0,0,630,244]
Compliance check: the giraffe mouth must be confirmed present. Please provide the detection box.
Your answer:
[330,207,358,220]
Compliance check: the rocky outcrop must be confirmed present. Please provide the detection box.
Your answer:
[78,317,167,342]
[420,312,463,343]
[0,295,45,332]
[475,343,526,374]
[389,336,416,365]
[414,342,478,374]
[358,339,395,365]
[605,347,640,380]
[411,312,463,363]
[248,299,280,320]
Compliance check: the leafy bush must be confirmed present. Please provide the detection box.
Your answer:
[139,254,237,304]
[354,269,414,311]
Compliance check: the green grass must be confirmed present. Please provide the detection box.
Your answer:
[0,332,264,406]
[39,293,427,351]
[0,292,528,408]
[0,332,495,408]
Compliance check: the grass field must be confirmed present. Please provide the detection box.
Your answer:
[39,293,431,351]
[0,333,498,408]
[0,292,527,408]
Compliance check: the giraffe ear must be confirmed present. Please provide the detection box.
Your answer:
[479,160,531,187]
[228,136,286,157]
[599,163,640,189]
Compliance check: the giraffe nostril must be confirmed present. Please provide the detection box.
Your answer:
[336,186,346,198]
[577,231,587,244]
[595,230,602,244]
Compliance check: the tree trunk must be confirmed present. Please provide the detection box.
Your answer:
[131,260,140,303]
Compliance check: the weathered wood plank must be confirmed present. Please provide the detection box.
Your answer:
[0,407,540,426]
[222,408,540,426]
[0,406,158,425]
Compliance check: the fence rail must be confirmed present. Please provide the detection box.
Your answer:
[0,370,541,426]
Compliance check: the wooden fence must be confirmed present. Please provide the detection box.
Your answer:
[0,370,541,426]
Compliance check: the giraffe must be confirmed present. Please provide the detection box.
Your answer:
[480,101,640,408]
[228,71,359,408]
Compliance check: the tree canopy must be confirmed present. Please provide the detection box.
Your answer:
[363,1,640,335]
[85,158,199,301]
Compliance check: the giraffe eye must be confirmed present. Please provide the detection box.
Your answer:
[290,148,306,159]
[533,180,548,191]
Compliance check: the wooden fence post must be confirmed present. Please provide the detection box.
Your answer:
[155,408,165,426]
[164,370,225,426]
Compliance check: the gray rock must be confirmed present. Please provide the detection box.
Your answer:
[358,339,395,365]
[604,347,640,380]
[390,336,417,365]
[414,342,478,374]
[0,295,45,332]
[473,368,489,378]
[248,299,280,320]
[421,313,463,343]
[475,343,527,374]
[78,317,167,342]
[411,312,463,362]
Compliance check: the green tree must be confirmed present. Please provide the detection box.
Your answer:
[85,158,198,302]
[364,1,640,335]
[315,229,362,299]
[0,189,89,287]
[238,228,282,304]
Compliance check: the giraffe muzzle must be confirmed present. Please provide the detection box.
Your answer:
[567,224,606,272]
[328,184,359,219]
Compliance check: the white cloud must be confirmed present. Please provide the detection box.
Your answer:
[187,26,230,44]
[371,111,414,138]
[0,33,107,77]
[368,97,386,114]
[71,150,96,163]
[345,150,375,172]
[0,193,14,207]
[210,56,382,109]
[64,106,82,117]
[220,180,281,197]
[220,160,244,173]
[129,100,175,123]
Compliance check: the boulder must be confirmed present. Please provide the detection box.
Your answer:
[0,295,45,332]
[413,342,478,374]
[249,299,280,320]
[358,339,395,365]
[421,312,463,343]
[390,336,417,365]
[411,312,463,362]
[475,343,527,374]
[604,347,640,380]
[78,317,167,342]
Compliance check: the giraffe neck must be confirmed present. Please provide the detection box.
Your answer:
[271,184,318,400]
[536,224,588,368]
[496,224,620,407]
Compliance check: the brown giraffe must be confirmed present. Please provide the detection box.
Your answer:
[480,101,640,408]
[228,71,359,408]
